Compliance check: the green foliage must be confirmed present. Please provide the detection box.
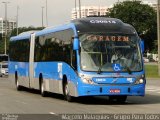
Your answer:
[106,0,157,52]
[145,65,160,78]
[151,40,158,54]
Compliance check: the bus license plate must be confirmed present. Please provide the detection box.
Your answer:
[110,89,120,93]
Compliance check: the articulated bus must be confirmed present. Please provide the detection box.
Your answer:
[9,17,145,102]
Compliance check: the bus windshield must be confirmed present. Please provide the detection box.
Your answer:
[2,65,8,68]
[80,33,142,72]
[0,55,8,62]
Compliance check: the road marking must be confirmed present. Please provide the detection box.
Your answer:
[146,89,160,92]
[49,112,56,115]
[15,100,28,105]
[146,86,160,94]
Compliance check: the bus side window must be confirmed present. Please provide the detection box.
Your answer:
[71,50,77,70]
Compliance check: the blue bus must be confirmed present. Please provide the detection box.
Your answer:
[9,17,145,102]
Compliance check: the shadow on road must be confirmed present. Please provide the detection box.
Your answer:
[73,94,160,105]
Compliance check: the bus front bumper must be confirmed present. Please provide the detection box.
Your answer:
[77,84,145,97]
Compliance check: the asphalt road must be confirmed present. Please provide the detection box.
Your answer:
[0,77,160,118]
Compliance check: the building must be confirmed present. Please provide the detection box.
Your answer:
[0,17,16,35]
[71,6,109,20]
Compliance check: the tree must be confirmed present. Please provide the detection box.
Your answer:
[106,1,157,52]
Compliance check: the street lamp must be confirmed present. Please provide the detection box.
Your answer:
[46,0,48,27]
[16,6,19,35]
[2,1,10,55]
[41,6,44,27]
[75,0,77,19]
[157,0,160,75]
[78,0,81,18]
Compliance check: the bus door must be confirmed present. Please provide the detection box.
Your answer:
[29,33,35,88]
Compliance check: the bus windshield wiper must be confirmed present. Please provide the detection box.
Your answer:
[97,64,103,74]
[124,66,132,74]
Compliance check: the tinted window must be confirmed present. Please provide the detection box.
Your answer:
[34,29,74,65]
[9,39,30,62]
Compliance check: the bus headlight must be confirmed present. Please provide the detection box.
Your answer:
[79,73,95,84]
[135,78,144,84]
[82,77,94,84]
[139,79,144,84]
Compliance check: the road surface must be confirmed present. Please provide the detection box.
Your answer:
[0,77,160,119]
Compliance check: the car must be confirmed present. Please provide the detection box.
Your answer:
[0,62,8,77]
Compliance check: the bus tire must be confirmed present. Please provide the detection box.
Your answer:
[15,73,22,91]
[63,81,73,102]
[40,76,46,97]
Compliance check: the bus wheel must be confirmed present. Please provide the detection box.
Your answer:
[64,82,72,102]
[40,80,46,97]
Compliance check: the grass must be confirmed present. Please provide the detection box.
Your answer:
[145,64,160,78]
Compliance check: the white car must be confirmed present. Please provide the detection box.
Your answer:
[0,62,8,77]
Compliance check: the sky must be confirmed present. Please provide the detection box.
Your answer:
[0,0,157,27]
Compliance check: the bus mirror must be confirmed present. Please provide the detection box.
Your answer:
[73,38,79,50]
[140,40,144,53]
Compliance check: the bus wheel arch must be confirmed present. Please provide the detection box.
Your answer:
[39,73,46,97]
[62,75,73,102]
[15,71,21,91]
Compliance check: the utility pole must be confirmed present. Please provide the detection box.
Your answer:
[16,6,19,35]
[75,0,77,19]
[2,1,9,55]
[157,0,160,76]
[78,0,81,18]
[46,0,48,27]
[41,6,44,27]
[98,0,100,16]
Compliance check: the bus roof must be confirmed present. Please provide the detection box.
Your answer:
[71,17,136,34]
[10,17,137,41]
[10,23,78,41]
[10,32,31,41]
[35,23,77,37]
